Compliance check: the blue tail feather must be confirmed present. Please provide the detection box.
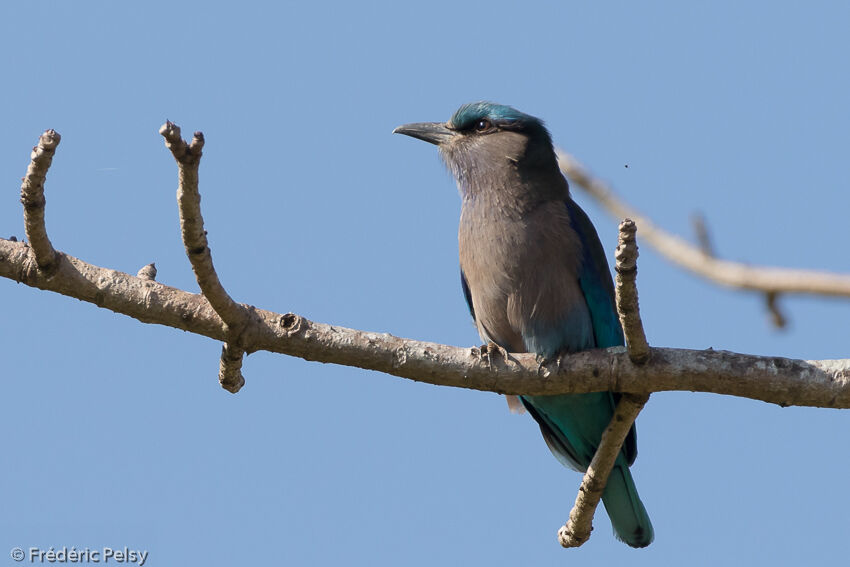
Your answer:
[602,465,654,548]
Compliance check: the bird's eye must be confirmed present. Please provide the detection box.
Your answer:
[475,119,492,132]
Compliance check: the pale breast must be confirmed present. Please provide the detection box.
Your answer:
[458,199,590,355]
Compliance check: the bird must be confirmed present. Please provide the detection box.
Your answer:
[393,102,654,547]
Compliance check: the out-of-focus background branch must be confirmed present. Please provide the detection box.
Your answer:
[558,151,850,329]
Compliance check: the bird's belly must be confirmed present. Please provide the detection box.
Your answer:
[459,206,592,356]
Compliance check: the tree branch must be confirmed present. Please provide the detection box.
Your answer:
[160,122,244,324]
[2,236,850,406]
[160,122,249,392]
[559,219,652,547]
[765,291,788,329]
[559,393,649,547]
[690,212,715,257]
[4,129,850,409]
[20,129,61,271]
[614,219,650,364]
[557,151,850,299]
[219,342,246,392]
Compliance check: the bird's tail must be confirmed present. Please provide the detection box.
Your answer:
[601,465,654,548]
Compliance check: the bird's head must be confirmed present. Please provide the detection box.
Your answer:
[394,102,560,198]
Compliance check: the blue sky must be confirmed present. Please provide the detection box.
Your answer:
[2,2,849,565]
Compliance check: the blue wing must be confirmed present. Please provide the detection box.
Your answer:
[565,197,637,465]
[565,198,624,349]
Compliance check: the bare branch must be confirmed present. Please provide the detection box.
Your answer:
[2,238,849,407]
[219,343,246,393]
[690,212,715,257]
[559,393,650,547]
[766,291,788,329]
[160,122,249,391]
[20,130,61,271]
[559,219,652,547]
[614,219,650,364]
[557,151,850,298]
[159,122,245,326]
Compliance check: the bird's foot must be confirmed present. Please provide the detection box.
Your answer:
[477,341,510,369]
[536,353,563,377]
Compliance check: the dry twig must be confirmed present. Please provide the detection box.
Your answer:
[20,129,61,271]
[559,394,649,547]
[614,219,650,364]
[160,122,248,392]
[559,219,651,547]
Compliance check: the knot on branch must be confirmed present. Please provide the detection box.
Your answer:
[280,313,303,334]
[137,263,157,281]
[20,193,46,210]
[393,345,409,368]
[159,121,204,164]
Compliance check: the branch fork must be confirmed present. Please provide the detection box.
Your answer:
[160,121,247,392]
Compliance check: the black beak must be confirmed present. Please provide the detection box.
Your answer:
[393,122,456,145]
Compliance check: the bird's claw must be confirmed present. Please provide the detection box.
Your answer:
[536,353,563,376]
[478,341,509,368]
